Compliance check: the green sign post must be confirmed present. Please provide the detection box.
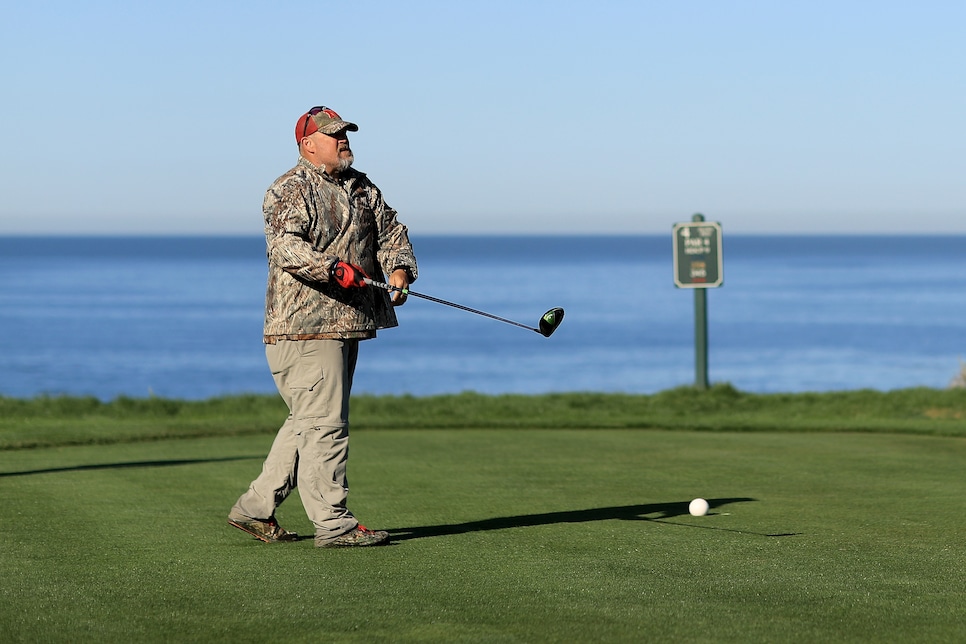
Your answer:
[672,214,723,389]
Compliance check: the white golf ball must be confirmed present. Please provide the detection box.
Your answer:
[689,498,709,516]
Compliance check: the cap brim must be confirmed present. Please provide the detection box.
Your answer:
[318,121,359,134]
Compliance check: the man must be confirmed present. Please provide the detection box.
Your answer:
[228,105,417,548]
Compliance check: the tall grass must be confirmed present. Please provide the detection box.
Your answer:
[3,385,966,451]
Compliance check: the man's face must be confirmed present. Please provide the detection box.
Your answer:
[310,130,354,173]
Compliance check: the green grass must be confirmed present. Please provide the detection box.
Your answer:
[3,385,966,451]
[1,390,965,641]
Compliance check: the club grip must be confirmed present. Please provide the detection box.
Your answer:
[363,277,406,294]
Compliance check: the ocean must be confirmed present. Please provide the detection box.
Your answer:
[1,234,965,400]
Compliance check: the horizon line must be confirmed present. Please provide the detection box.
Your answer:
[3,230,966,238]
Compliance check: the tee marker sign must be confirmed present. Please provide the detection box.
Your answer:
[673,220,723,288]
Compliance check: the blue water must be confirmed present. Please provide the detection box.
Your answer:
[1,235,964,400]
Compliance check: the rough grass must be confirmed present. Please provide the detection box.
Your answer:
[3,385,966,451]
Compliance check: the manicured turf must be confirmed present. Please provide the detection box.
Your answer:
[1,427,964,642]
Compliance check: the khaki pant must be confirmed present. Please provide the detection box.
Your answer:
[230,339,360,543]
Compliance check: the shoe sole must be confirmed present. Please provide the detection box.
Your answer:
[228,519,296,543]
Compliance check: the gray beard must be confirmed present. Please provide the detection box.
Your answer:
[323,155,354,176]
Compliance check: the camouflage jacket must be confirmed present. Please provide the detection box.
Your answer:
[262,157,418,342]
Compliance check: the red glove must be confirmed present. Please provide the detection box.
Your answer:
[330,260,369,288]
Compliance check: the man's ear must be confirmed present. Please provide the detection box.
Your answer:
[298,136,315,158]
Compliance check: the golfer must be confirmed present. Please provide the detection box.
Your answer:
[228,105,417,548]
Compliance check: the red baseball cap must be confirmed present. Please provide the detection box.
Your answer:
[295,106,359,142]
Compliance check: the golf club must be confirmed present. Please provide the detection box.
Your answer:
[363,277,564,337]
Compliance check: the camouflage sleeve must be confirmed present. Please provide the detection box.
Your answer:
[373,190,418,283]
[264,177,338,284]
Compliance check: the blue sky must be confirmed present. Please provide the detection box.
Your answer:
[1,1,963,235]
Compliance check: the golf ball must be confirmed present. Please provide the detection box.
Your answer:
[689,498,709,516]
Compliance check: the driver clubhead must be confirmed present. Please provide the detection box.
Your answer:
[538,308,565,337]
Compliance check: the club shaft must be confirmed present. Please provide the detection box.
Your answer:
[364,277,539,333]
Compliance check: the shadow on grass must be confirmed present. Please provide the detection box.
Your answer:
[0,456,261,478]
[388,498,799,541]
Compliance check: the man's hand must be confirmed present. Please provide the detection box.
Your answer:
[389,268,410,305]
[330,261,369,288]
